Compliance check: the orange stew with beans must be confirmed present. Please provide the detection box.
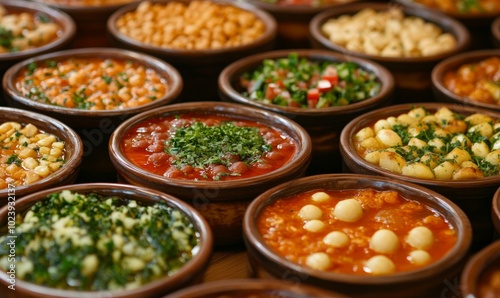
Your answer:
[258,189,456,275]
[15,58,168,110]
[413,0,500,14]
[478,259,500,298]
[443,57,500,105]
[121,114,296,181]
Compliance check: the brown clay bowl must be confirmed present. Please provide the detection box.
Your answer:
[32,0,140,48]
[494,187,500,235]
[243,174,472,298]
[0,0,75,105]
[432,49,500,112]
[242,0,360,48]
[3,47,182,181]
[164,279,347,298]
[219,49,394,173]
[309,2,470,103]
[109,101,312,245]
[493,16,500,48]
[339,102,500,250]
[461,240,500,298]
[0,107,83,206]
[0,183,213,298]
[107,0,277,101]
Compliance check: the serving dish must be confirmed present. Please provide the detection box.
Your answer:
[0,106,82,206]
[494,187,500,236]
[309,2,470,103]
[3,47,182,181]
[219,49,393,173]
[432,49,500,112]
[493,16,500,48]
[340,102,500,249]
[107,0,277,101]
[461,240,500,298]
[243,174,472,298]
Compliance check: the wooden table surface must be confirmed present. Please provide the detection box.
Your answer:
[204,246,249,282]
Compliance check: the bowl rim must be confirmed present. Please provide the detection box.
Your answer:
[309,2,471,64]
[243,173,472,285]
[109,101,312,190]
[218,48,395,116]
[164,278,347,298]
[0,106,83,198]
[396,0,500,20]
[0,182,213,298]
[493,16,500,44]
[2,47,183,117]
[461,240,500,297]
[242,0,361,15]
[0,0,76,61]
[431,49,500,111]
[339,102,500,188]
[31,0,141,11]
[106,0,278,58]
[493,187,500,234]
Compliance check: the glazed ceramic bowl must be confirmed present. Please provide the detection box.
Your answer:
[243,174,472,298]
[0,107,83,206]
[494,187,500,235]
[164,279,347,298]
[242,0,359,48]
[107,0,277,101]
[109,101,312,245]
[432,49,500,112]
[0,183,213,298]
[32,0,140,48]
[339,102,500,250]
[0,0,75,105]
[493,16,500,48]
[219,49,394,173]
[3,47,182,181]
[309,2,470,103]
[461,240,500,298]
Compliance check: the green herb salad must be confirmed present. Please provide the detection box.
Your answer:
[240,53,381,108]
[0,190,199,291]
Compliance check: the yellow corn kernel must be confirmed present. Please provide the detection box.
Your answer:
[39,146,50,155]
[34,165,50,177]
[39,160,50,166]
[12,170,25,180]
[22,157,39,170]
[25,171,41,184]
[52,142,65,150]
[0,122,12,134]
[49,162,62,172]
[49,148,62,158]
[18,148,37,159]
[20,124,38,137]
[45,155,57,162]
[37,135,57,147]
[5,164,20,175]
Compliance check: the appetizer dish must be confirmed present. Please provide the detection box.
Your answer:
[442,56,500,106]
[0,190,199,291]
[258,188,456,275]
[121,113,297,181]
[0,4,59,54]
[411,0,500,14]
[321,8,457,57]
[255,0,353,7]
[36,0,135,5]
[115,0,266,50]
[478,259,500,298]
[13,57,169,110]
[354,106,500,180]
[0,121,66,188]
[240,53,381,108]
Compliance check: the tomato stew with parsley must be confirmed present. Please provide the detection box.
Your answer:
[412,0,500,14]
[258,188,457,275]
[257,0,353,7]
[14,57,168,110]
[121,113,297,181]
[443,56,500,106]
[240,53,381,108]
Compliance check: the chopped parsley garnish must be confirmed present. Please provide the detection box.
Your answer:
[27,62,37,75]
[102,75,112,85]
[6,154,21,166]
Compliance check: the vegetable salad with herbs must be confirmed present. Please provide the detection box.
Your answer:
[240,53,381,108]
[413,0,500,14]
[0,190,199,291]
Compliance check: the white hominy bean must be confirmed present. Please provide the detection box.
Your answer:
[303,220,326,233]
[406,226,434,250]
[364,255,395,275]
[323,231,350,248]
[333,199,363,222]
[311,192,330,202]
[370,229,400,254]
[298,205,323,221]
[408,250,431,266]
[306,253,331,271]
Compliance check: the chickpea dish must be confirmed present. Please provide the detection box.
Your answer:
[321,8,457,57]
[354,107,500,180]
[115,1,266,50]
[0,5,59,54]
[15,58,168,110]
[0,121,66,189]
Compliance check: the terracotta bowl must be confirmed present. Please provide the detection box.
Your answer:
[461,240,500,298]
[0,0,75,105]
[164,279,347,298]
[32,0,140,48]
[109,101,312,245]
[107,0,277,101]
[0,183,213,298]
[219,49,394,173]
[432,49,500,113]
[339,102,500,250]
[309,2,470,103]
[493,16,500,48]
[243,174,472,298]
[0,107,83,206]
[242,0,359,48]
[494,187,500,236]
[3,47,182,182]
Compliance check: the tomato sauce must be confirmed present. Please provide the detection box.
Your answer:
[257,189,457,275]
[121,113,297,181]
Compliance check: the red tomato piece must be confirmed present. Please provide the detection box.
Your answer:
[322,66,339,86]
[265,83,278,100]
[317,79,332,92]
